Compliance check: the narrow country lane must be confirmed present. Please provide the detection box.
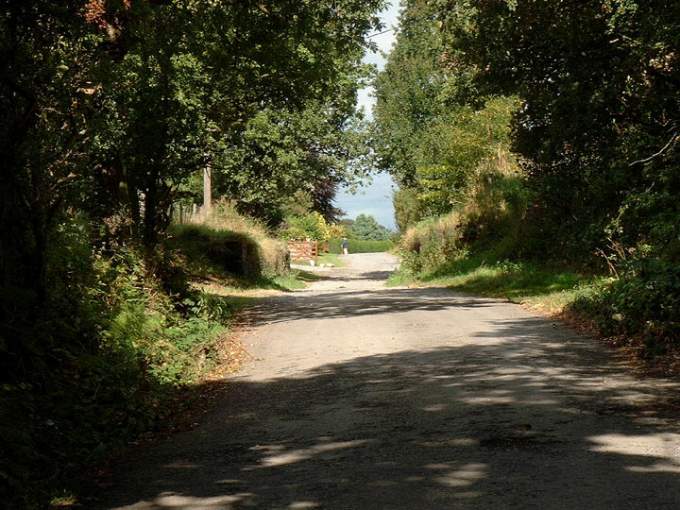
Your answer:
[100,253,680,510]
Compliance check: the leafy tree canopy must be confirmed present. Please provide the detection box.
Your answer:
[373,0,517,222]
[433,0,680,260]
[350,214,392,241]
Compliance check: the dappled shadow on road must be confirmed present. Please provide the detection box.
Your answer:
[99,315,680,509]
[249,286,497,324]
[293,268,394,284]
[345,269,395,281]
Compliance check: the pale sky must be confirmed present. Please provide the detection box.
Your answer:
[335,1,401,230]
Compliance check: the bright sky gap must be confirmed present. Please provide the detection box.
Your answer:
[335,1,401,230]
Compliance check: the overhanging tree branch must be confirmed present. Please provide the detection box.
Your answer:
[629,131,678,167]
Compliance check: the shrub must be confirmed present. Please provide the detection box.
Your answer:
[280,211,330,241]
[571,258,680,354]
[328,222,347,239]
[1,234,235,508]
[461,170,529,258]
[397,162,530,276]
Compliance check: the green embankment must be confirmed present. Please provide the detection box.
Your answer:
[389,254,608,316]
[169,202,315,291]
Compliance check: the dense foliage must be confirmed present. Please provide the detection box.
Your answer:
[213,99,372,224]
[0,1,384,506]
[373,0,519,225]
[434,0,680,264]
[280,211,332,242]
[376,1,679,351]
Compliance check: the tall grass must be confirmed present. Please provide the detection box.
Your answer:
[170,200,289,279]
[189,200,271,240]
[399,212,463,274]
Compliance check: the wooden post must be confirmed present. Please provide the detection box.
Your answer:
[203,161,212,216]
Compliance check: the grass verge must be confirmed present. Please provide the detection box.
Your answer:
[317,252,345,267]
[389,255,609,315]
[292,253,345,268]
[270,269,321,290]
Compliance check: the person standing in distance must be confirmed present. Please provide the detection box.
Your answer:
[341,237,349,255]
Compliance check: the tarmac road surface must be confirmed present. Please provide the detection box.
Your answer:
[100,253,680,510]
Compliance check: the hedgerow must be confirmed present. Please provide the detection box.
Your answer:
[328,238,394,253]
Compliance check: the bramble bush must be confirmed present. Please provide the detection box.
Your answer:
[169,224,288,279]
[571,258,680,354]
[398,162,529,275]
